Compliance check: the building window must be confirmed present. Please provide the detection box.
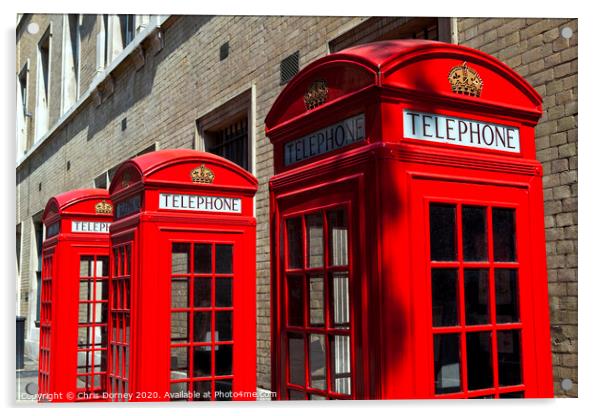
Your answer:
[61,14,81,114]
[16,224,22,274]
[328,17,440,53]
[33,215,44,325]
[119,15,136,47]
[35,27,51,142]
[196,89,254,173]
[16,64,28,158]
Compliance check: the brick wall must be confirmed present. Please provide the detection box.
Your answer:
[458,17,578,398]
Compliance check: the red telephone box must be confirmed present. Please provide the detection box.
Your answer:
[266,40,553,399]
[38,189,113,402]
[107,149,258,401]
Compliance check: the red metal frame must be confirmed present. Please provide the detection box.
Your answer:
[39,189,113,402]
[107,149,258,401]
[266,40,553,399]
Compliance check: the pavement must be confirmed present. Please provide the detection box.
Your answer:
[16,355,38,402]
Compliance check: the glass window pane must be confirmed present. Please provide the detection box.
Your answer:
[80,256,93,277]
[215,278,232,307]
[288,333,306,387]
[288,389,306,400]
[194,278,212,308]
[193,311,212,343]
[498,330,523,386]
[309,334,326,390]
[215,344,233,375]
[462,206,488,261]
[310,394,326,400]
[95,280,108,301]
[495,269,519,323]
[171,278,188,308]
[215,311,232,341]
[431,268,458,327]
[95,303,108,323]
[170,382,189,401]
[464,269,490,325]
[170,347,188,380]
[215,379,232,401]
[433,333,461,394]
[309,274,324,326]
[330,335,351,395]
[328,209,348,266]
[306,214,323,268]
[98,256,110,277]
[192,380,211,401]
[429,204,457,261]
[79,303,92,324]
[499,391,524,398]
[171,312,189,343]
[193,345,211,377]
[215,244,233,274]
[466,331,493,390]
[80,280,92,301]
[172,243,190,274]
[287,275,304,327]
[78,327,92,348]
[330,271,349,329]
[493,208,516,261]
[286,218,303,269]
[194,243,212,274]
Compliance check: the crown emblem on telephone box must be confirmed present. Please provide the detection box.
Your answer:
[191,164,215,184]
[448,62,483,97]
[95,200,113,214]
[304,80,329,110]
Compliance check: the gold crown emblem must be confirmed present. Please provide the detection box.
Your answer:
[303,80,328,110]
[448,62,483,97]
[191,164,215,184]
[95,200,113,214]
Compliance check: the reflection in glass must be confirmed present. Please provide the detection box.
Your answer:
[309,275,324,326]
[330,335,351,395]
[194,244,212,274]
[193,312,211,343]
[330,271,349,329]
[328,209,348,266]
[495,269,519,323]
[80,280,92,301]
[433,333,461,394]
[215,344,233,375]
[462,206,488,261]
[171,312,189,343]
[287,275,304,327]
[215,278,232,307]
[80,256,93,277]
[215,244,233,274]
[430,204,457,261]
[286,218,303,269]
[498,330,522,386]
[309,334,326,390]
[194,278,212,307]
[170,347,188,380]
[306,214,324,268]
[171,278,188,308]
[431,268,458,327]
[466,332,493,390]
[172,243,190,274]
[193,346,211,377]
[215,311,232,341]
[288,333,305,386]
[493,208,516,261]
[464,269,490,325]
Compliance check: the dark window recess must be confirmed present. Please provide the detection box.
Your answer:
[429,204,457,261]
[464,269,490,325]
[433,333,461,394]
[121,118,127,131]
[492,208,517,262]
[431,268,458,327]
[280,51,300,85]
[466,332,493,391]
[220,42,229,60]
[205,119,248,171]
[497,330,522,387]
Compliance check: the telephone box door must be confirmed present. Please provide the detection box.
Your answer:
[164,230,254,401]
[274,180,363,400]
[409,178,550,398]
